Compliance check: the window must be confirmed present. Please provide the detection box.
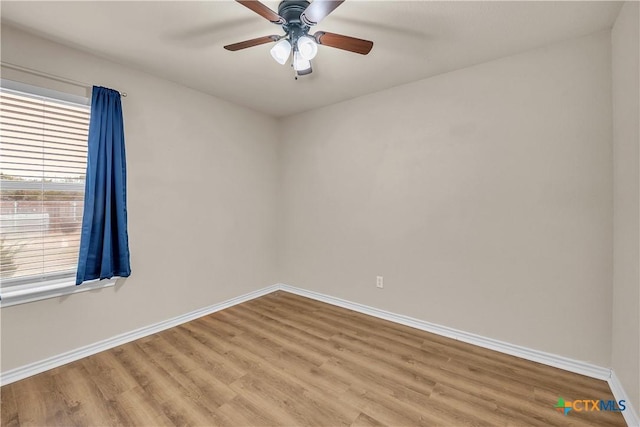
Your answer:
[0,83,89,289]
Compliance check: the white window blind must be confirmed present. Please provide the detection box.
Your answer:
[0,86,90,287]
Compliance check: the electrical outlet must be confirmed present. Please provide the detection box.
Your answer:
[376,276,384,288]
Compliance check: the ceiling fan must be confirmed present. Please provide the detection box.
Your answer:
[224,0,373,77]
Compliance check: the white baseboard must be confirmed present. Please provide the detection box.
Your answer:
[609,370,640,427]
[278,284,612,380]
[0,284,280,386]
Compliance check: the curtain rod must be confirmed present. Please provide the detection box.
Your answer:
[1,61,127,97]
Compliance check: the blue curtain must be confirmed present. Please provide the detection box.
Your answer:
[76,86,131,285]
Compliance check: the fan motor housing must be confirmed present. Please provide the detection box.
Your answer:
[278,0,310,26]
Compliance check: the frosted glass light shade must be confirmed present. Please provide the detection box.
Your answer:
[293,51,311,73]
[297,36,318,60]
[270,39,292,65]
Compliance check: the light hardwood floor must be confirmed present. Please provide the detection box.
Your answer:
[1,291,626,426]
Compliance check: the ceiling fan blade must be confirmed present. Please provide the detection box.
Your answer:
[314,31,373,55]
[236,1,285,24]
[301,0,345,26]
[224,35,281,51]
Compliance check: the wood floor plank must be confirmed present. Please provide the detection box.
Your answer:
[171,324,247,384]
[136,335,237,409]
[244,363,361,426]
[11,371,75,426]
[0,291,626,426]
[208,315,362,421]
[339,385,446,426]
[351,412,386,427]
[80,350,138,400]
[0,383,20,427]
[226,304,335,363]
[228,373,306,426]
[51,364,122,426]
[217,395,283,427]
[112,386,174,426]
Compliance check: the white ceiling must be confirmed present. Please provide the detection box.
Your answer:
[1,1,622,117]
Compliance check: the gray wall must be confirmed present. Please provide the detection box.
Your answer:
[280,31,614,366]
[612,0,640,412]
[0,25,280,372]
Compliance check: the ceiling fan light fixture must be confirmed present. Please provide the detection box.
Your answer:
[227,0,374,77]
[297,35,318,60]
[293,51,312,73]
[270,39,292,65]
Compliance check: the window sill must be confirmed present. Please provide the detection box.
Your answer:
[0,277,117,308]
